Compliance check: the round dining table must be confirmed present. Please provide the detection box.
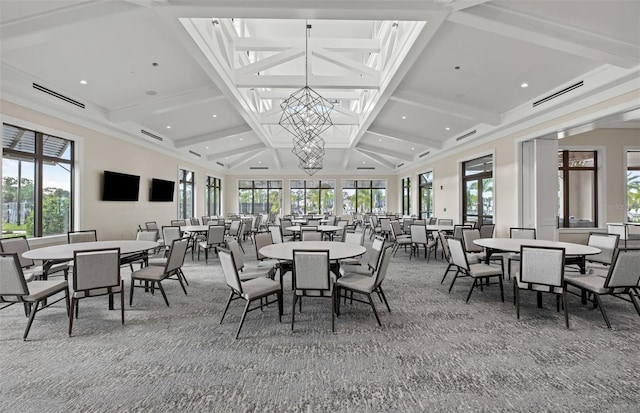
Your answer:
[260,241,366,262]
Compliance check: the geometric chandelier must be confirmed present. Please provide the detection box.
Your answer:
[278,23,333,176]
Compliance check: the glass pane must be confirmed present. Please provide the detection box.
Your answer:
[238,180,253,189]
[306,188,319,213]
[464,155,492,176]
[290,180,305,189]
[320,180,335,189]
[357,189,370,213]
[420,185,433,219]
[568,151,595,168]
[43,134,72,160]
[567,170,595,227]
[372,189,386,213]
[628,150,640,169]
[2,124,36,154]
[342,180,355,189]
[320,189,334,214]
[290,189,305,215]
[357,180,371,188]
[254,188,267,213]
[558,172,564,226]
[41,161,71,236]
[558,151,564,168]
[238,189,252,214]
[482,177,493,218]
[372,180,386,189]
[466,180,478,217]
[342,189,355,214]
[268,189,281,214]
[254,180,267,189]
[420,172,432,185]
[268,180,282,189]
[2,158,35,238]
[628,151,640,222]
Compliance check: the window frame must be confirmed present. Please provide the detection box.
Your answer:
[237,179,282,215]
[290,179,335,215]
[461,154,494,226]
[627,149,640,223]
[419,171,433,219]
[2,123,74,238]
[342,179,387,215]
[178,168,195,219]
[401,177,411,216]
[206,175,222,217]
[557,149,598,228]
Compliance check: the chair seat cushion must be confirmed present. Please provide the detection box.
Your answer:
[24,280,68,301]
[336,273,375,294]
[395,238,412,245]
[147,257,167,267]
[241,277,281,300]
[468,263,502,278]
[340,264,373,277]
[239,266,275,281]
[131,266,166,281]
[73,284,122,298]
[24,262,69,279]
[565,274,628,294]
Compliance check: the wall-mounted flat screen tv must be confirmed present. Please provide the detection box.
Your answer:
[150,178,175,202]
[102,170,140,201]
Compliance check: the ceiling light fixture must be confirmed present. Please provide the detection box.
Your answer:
[79,80,87,85]
[278,22,333,176]
[212,114,217,118]
[166,126,171,129]
[401,116,407,120]
[445,127,450,131]
[521,82,529,88]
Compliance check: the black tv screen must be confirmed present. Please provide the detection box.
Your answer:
[150,178,175,202]
[102,171,140,201]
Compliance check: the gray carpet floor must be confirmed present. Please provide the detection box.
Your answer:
[2,233,639,412]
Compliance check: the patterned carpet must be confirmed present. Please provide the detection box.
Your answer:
[2,233,639,412]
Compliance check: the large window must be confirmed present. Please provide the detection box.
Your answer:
[178,169,194,219]
[238,180,282,215]
[402,177,411,216]
[342,180,386,215]
[206,176,221,217]
[628,150,640,223]
[419,171,433,219]
[290,180,335,215]
[558,150,597,228]
[462,155,493,226]
[2,124,73,238]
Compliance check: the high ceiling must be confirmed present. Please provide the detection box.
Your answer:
[1,0,639,175]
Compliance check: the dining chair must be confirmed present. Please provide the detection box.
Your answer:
[300,228,323,241]
[121,229,159,270]
[67,230,97,244]
[410,224,436,261]
[462,228,503,273]
[479,224,495,238]
[452,224,472,240]
[514,245,569,329]
[583,232,620,272]
[171,219,186,226]
[438,218,453,226]
[218,248,282,339]
[0,252,70,340]
[130,237,189,306]
[254,231,280,270]
[226,239,277,280]
[447,238,504,303]
[336,245,394,326]
[438,231,457,285]
[565,249,640,329]
[340,236,385,277]
[507,227,537,279]
[291,249,335,332]
[69,247,123,335]
[197,225,226,263]
[0,236,69,280]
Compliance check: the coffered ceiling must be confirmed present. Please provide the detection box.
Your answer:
[1,0,638,175]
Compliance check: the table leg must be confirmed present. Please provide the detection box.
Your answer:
[537,291,543,308]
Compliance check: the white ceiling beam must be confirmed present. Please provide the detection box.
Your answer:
[233,37,381,52]
[355,149,395,169]
[448,5,639,68]
[271,149,282,169]
[236,47,304,75]
[258,90,361,100]
[312,38,381,53]
[236,74,380,89]
[356,143,414,161]
[110,88,225,122]
[173,125,253,147]
[260,114,359,125]
[207,143,265,160]
[391,89,502,125]
[234,37,300,51]
[227,149,264,169]
[448,0,492,12]
[341,150,352,170]
[367,127,443,149]
[332,105,360,120]
[312,48,379,77]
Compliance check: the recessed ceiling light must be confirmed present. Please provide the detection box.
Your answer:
[362,161,366,164]
[166,126,171,129]
[378,138,383,142]
[401,116,407,120]
[212,114,217,118]
[205,146,209,149]
[445,127,450,131]
[79,80,87,85]
[146,90,157,96]
[521,82,529,88]
[239,138,243,141]
[258,161,262,164]
[411,147,415,150]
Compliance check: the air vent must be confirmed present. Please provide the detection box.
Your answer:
[216,161,224,167]
[418,151,430,158]
[456,130,476,142]
[189,150,201,157]
[357,166,375,170]
[250,166,269,170]
[397,163,405,168]
[533,81,583,107]
[141,129,163,142]
[33,83,85,108]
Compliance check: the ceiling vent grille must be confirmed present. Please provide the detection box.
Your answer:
[250,166,268,170]
[396,163,405,168]
[140,129,163,141]
[456,130,476,142]
[189,150,201,157]
[33,83,85,108]
[533,81,583,107]
[216,161,224,167]
[418,151,430,158]
[357,166,375,170]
